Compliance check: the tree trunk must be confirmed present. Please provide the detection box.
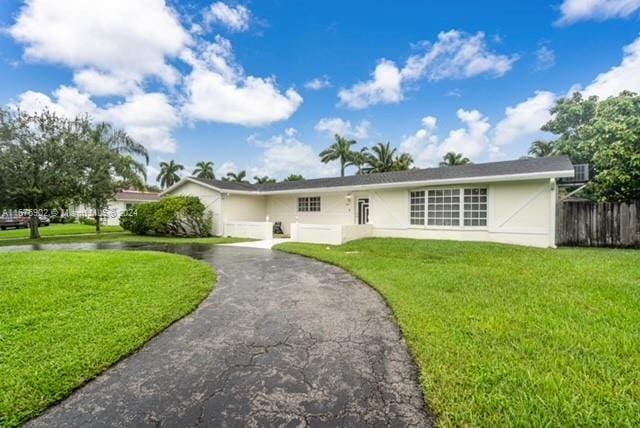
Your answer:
[94,204,101,233]
[340,160,345,177]
[29,208,40,239]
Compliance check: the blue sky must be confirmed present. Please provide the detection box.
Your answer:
[1,0,639,182]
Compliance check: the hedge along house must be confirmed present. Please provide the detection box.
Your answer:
[162,156,575,248]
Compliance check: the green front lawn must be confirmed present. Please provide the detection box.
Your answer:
[276,238,640,427]
[0,231,249,247]
[0,223,123,239]
[0,251,215,427]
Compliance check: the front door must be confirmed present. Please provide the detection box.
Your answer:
[357,198,369,225]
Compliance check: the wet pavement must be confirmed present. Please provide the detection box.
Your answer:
[7,242,434,427]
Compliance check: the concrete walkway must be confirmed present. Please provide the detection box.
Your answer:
[221,237,292,249]
[23,244,433,427]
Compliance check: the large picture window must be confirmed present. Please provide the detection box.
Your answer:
[298,196,321,212]
[409,187,488,228]
[463,188,487,226]
[410,191,425,225]
[427,189,460,226]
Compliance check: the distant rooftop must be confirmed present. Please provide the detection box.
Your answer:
[115,190,161,202]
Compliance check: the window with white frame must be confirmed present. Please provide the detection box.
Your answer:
[427,189,460,226]
[410,191,425,225]
[409,187,488,227]
[463,188,487,226]
[297,196,321,212]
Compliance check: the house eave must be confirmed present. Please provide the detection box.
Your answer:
[163,170,574,197]
[255,170,575,195]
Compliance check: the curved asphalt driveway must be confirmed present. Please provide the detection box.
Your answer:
[10,243,433,427]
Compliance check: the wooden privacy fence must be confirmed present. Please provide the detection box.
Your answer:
[556,201,640,247]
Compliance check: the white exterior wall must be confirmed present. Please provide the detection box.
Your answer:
[265,192,358,235]
[164,178,559,247]
[290,223,372,245]
[223,221,272,240]
[222,195,267,224]
[105,200,126,226]
[370,179,556,247]
[167,182,223,235]
[71,200,132,226]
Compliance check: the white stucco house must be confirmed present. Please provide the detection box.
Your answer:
[162,156,575,248]
[72,190,160,226]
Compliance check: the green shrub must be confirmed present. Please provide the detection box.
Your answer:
[119,196,211,237]
[78,217,96,226]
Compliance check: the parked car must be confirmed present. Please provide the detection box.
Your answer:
[0,216,30,230]
[38,215,50,226]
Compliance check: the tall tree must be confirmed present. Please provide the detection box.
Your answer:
[541,92,598,163]
[528,140,556,157]
[393,152,414,171]
[193,161,215,180]
[439,152,472,167]
[157,160,184,188]
[540,91,640,202]
[346,147,370,174]
[282,174,305,182]
[76,122,148,233]
[366,142,397,173]
[0,109,83,239]
[254,175,276,184]
[319,134,356,176]
[224,170,247,183]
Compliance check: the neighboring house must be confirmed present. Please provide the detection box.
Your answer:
[162,156,574,248]
[73,190,160,226]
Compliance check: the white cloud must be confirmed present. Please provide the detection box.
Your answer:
[147,164,160,183]
[401,30,517,82]
[556,0,640,25]
[9,0,189,94]
[493,91,556,146]
[182,37,303,126]
[248,131,337,179]
[338,59,403,109]
[15,85,97,118]
[73,69,141,97]
[534,45,556,72]
[314,117,370,139]
[440,109,491,158]
[401,109,490,166]
[304,76,332,90]
[204,2,251,32]
[15,87,180,153]
[582,35,640,98]
[421,115,438,130]
[100,93,180,153]
[216,161,239,177]
[339,30,517,109]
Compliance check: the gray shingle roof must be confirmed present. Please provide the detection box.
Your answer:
[189,156,573,193]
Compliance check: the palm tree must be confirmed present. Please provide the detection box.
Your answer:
[193,161,215,180]
[283,174,305,182]
[439,152,472,167]
[319,134,357,177]
[366,142,397,173]
[80,122,149,233]
[224,170,248,183]
[157,160,184,188]
[528,140,556,158]
[90,122,149,165]
[393,152,414,171]
[347,147,370,174]
[254,175,276,184]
